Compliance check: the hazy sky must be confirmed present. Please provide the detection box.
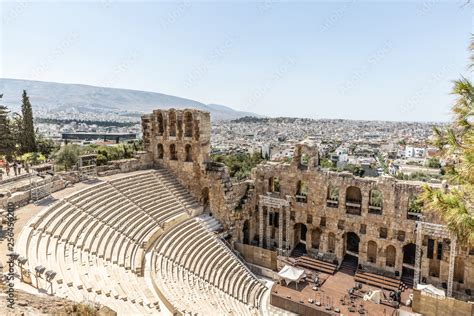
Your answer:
[1,1,472,121]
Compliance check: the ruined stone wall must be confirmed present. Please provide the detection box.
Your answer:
[241,153,474,294]
[141,110,474,297]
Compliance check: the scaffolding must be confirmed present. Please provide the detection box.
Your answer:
[78,154,98,181]
[30,164,54,203]
[414,221,456,297]
[258,194,290,256]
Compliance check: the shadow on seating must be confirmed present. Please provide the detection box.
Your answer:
[35,196,58,206]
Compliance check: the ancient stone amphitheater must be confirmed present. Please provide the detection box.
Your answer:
[15,168,267,315]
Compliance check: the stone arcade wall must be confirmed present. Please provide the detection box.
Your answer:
[235,140,474,296]
[141,109,474,298]
[142,109,251,230]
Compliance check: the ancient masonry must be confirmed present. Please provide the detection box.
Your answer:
[142,109,474,299]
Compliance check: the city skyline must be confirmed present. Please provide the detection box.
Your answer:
[2,1,472,122]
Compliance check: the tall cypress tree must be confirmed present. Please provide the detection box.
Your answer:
[0,94,15,160]
[21,90,36,153]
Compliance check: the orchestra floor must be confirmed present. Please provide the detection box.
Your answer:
[271,271,414,316]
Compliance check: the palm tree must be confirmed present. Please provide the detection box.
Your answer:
[421,40,474,246]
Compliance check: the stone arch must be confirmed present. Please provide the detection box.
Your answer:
[294,223,307,243]
[296,180,308,202]
[185,144,192,162]
[369,188,383,214]
[367,240,377,263]
[311,228,322,249]
[454,256,464,283]
[184,111,193,138]
[169,110,177,137]
[328,232,336,253]
[345,231,360,254]
[385,245,396,267]
[201,187,210,210]
[169,144,177,160]
[242,220,250,244]
[346,186,362,215]
[403,243,416,266]
[326,185,339,208]
[157,143,164,159]
[157,112,164,135]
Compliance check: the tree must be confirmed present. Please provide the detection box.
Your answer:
[54,145,80,171]
[420,41,474,246]
[36,136,59,157]
[20,90,36,153]
[0,94,15,160]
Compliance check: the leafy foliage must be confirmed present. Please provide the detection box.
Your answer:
[211,152,263,180]
[420,41,474,245]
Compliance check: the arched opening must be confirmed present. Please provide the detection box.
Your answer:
[300,152,309,170]
[345,186,362,215]
[292,223,308,257]
[311,228,321,249]
[407,195,423,220]
[201,187,210,211]
[268,176,280,192]
[345,232,360,254]
[341,232,360,275]
[169,144,177,160]
[184,111,193,138]
[367,240,377,263]
[296,180,308,203]
[454,256,464,283]
[169,111,177,137]
[326,185,339,208]
[157,112,164,135]
[386,245,396,267]
[328,232,336,253]
[369,189,383,215]
[242,220,250,244]
[402,243,416,287]
[403,243,416,266]
[185,144,192,162]
[157,143,164,159]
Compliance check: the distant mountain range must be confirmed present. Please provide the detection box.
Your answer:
[0,78,261,121]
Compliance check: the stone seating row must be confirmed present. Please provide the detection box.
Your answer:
[18,222,160,314]
[152,217,266,315]
[16,170,203,314]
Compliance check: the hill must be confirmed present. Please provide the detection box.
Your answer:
[0,78,261,121]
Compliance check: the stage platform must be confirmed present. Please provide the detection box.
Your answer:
[271,270,414,316]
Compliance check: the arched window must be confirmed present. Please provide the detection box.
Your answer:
[367,240,377,263]
[296,180,308,203]
[157,112,164,135]
[386,245,396,267]
[328,232,336,253]
[169,111,177,137]
[185,144,192,162]
[312,228,321,249]
[369,189,383,215]
[326,185,339,208]
[346,186,362,215]
[169,144,177,160]
[157,143,164,159]
[407,195,423,220]
[184,111,193,138]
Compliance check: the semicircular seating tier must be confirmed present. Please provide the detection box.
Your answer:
[149,216,267,315]
[15,169,267,315]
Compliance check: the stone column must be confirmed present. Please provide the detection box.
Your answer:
[286,205,291,256]
[259,204,264,248]
[266,208,271,249]
[414,225,422,288]
[278,208,283,255]
[447,237,456,297]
